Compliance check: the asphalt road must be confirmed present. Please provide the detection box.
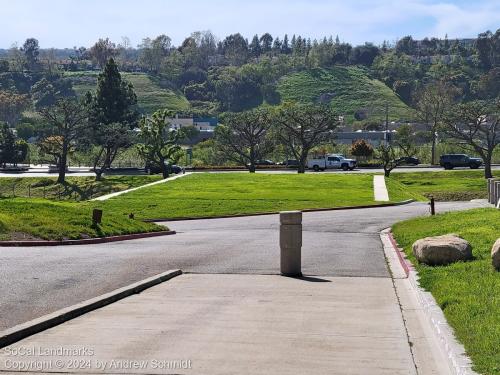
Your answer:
[0,200,489,331]
[1,165,499,177]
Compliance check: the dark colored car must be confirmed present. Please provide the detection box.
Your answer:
[280,159,300,168]
[396,156,420,166]
[145,162,183,175]
[439,154,482,170]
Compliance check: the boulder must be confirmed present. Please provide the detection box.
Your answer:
[492,239,500,271]
[412,234,472,266]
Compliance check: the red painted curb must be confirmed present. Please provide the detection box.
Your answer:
[144,200,415,222]
[387,231,412,277]
[0,230,176,247]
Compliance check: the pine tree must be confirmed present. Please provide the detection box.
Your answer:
[282,34,290,54]
[249,35,261,57]
[87,58,139,180]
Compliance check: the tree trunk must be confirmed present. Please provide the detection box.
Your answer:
[248,164,256,173]
[484,156,493,179]
[57,144,68,184]
[298,156,307,174]
[431,131,437,165]
[384,168,391,177]
[95,170,103,181]
[161,160,169,179]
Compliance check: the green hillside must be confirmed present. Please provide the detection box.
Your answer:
[277,67,415,123]
[65,71,190,114]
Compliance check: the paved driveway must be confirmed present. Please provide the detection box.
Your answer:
[0,201,488,331]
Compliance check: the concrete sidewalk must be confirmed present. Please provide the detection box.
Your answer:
[0,273,449,375]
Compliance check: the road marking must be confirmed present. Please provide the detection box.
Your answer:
[373,175,390,201]
[92,173,191,201]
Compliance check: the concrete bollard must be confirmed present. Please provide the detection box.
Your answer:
[280,211,302,277]
[488,179,494,204]
[496,181,500,208]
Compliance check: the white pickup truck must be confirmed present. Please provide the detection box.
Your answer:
[307,154,357,171]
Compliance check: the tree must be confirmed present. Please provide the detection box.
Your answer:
[395,124,417,157]
[138,110,184,179]
[474,29,500,69]
[222,34,248,66]
[376,144,401,177]
[272,103,339,173]
[350,139,374,158]
[443,100,499,179]
[249,35,262,57]
[21,38,40,71]
[414,81,458,165]
[139,34,171,73]
[0,91,30,126]
[215,109,274,172]
[37,98,88,183]
[0,123,28,167]
[86,58,139,180]
[31,77,75,110]
[89,38,117,69]
[260,33,273,54]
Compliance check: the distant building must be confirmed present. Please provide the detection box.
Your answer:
[168,114,218,145]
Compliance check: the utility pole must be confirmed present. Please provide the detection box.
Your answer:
[385,103,389,145]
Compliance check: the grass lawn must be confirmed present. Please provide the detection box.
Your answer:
[98,173,421,220]
[0,175,161,201]
[0,199,163,241]
[391,170,492,201]
[392,209,500,375]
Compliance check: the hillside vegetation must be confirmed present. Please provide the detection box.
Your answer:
[277,67,415,122]
[65,71,190,114]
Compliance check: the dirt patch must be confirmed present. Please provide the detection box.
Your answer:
[8,232,43,241]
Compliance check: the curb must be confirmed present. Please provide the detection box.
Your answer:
[383,230,478,375]
[0,269,182,348]
[144,199,416,222]
[0,230,176,247]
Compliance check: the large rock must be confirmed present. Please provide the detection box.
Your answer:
[412,234,472,266]
[492,239,500,271]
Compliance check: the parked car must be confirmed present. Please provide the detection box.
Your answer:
[279,159,300,168]
[396,156,420,166]
[145,162,183,175]
[307,154,357,171]
[255,159,275,166]
[439,154,482,170]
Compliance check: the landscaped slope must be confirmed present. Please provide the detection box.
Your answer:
[277,67,414,122]
[65,71,190,114]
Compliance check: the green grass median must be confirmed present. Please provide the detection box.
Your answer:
[392,209,500,375]
[392,170,492,201]
[99,173,420,220]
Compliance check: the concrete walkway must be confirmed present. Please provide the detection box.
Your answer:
[373,175,390,201]
[92,172,190,201]
[0,274,426,375]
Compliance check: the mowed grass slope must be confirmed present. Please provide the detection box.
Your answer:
[392,209,500,375]
[277,67,414,122]
[392,170,492,201]
[0,199,162,241]
[65,71,190,114]
[100,173,419,220]
[0,175,161,201]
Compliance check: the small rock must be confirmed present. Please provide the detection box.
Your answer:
[412,234,472,266]
[492,239,500,271]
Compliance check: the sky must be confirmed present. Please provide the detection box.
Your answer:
[1,0,499,48]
